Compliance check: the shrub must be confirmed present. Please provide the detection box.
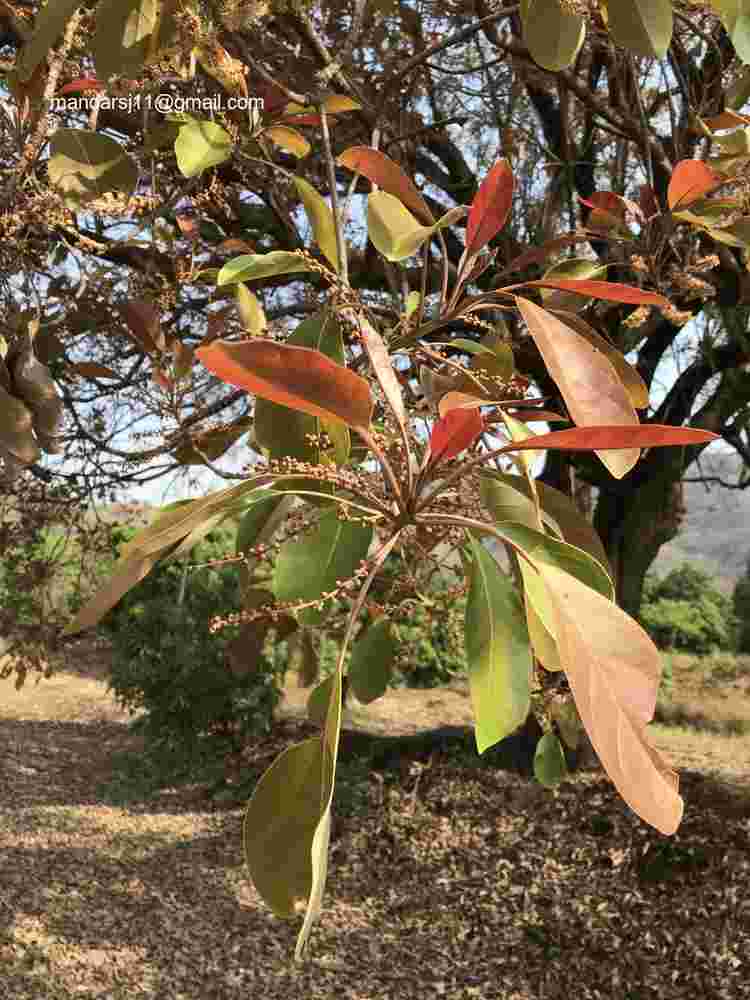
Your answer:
[638,563,734,654]
[732,555,750,654]
[101,527,283,789]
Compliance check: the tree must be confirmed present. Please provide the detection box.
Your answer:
[638,562,734,652]
[3,0,750,962]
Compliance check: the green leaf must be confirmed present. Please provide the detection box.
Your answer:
[307,675,335,725]
[236,283,267,335]
[48,129,139,211]
[293,176,340,272]
[464,535,532,754]
[92,0,158,80]
[217,252,314,286]
[480,474,560,538]
[521,0,585,71]
[540,258,609,313]
[273,508,373,626]
[174,119,233,178]
[348,620,395,704]
[606,0,673,59]
[18,0,81,81]
[367,191,466,261]
[534,732,568,787]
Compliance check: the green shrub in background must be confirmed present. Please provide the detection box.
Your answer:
[638,563,735,655]
[101,526,283,791]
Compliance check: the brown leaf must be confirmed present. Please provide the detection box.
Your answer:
[120,300,165,353]
[515,297,640,478]
[72,362,119,380]
[522,279,668,307]
[196,339,374,430]
[337,146,434,224]
[345,309,406,433]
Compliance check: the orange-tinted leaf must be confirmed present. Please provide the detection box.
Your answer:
[667,160,722,210]
[544,564,683,834]
[196,340,374,430]
[516,297,640,478]
[466,158,514,255]
[523,279,668,307]
[59,77,103,94]
[337,146,434,224]
[429,408,483,462]
[498,424,719,454]
[579,191,628,219]
[703,110,750,131]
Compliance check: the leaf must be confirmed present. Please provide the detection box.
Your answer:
[606,0,673,59]
[293,176,339,272]
[272,508,373,626]
[543,563,684,834]
[521,0,586,71]
[367,191,466,261]
[548,310,650,409]
[119,299,164,353]
[534,732,568,787]
[0,386,39,464]
[337,146,434,223]
[48,129,139,210]
[217,252,313,286]
[465,158,514,255]
[464,535,532,754]
[540,259,610,312]
[429,408,484,463]
[197,339,373,431]
[323,95,361,113]
[236,283,267,335]
[174,119,233,178]
[516,297,640,478]
[92,0,159,80]
[307,675,335,726]
[18,0,81,81]
[522,279,668,307]
[480,469,612,575]
[348,620,395,704]
[497,424,720,455]
[551,699,581,749]
[291,629,319,687]
[263,125,311,158]
[667,160,723,210]
[343,309,406,434]
[72,362,119,380]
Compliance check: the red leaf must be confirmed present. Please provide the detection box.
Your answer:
[59,77,104,95]
[465,158,514,255]
[196,339,374,430]
[667,160,722,211]
[337,146,434,224]
[498,425,719,455]
[429,408,484,463]
[523,279,668,307]
[277,114,324,126]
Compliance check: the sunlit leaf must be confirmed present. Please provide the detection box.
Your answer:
[367,191,465,261]
[516,297,640,478]
[293,176,339,271]
[174,119,233,178]
[217,252,313,285]
[464,535,532,753]
[236,283,267,335]
[497,423,720,455]
[521,0,585,70]
[262,125,311,158]
[323,95,361,113]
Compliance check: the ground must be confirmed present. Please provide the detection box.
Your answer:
[1,639,749,1000]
